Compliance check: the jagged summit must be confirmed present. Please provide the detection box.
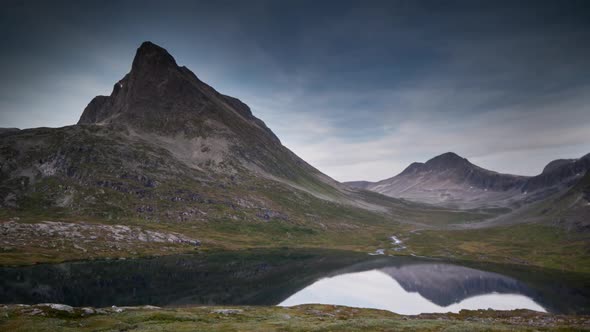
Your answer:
[75,41,339,187]
[132,41,178,72]
[0,41,354,226]
[78,41,279,142]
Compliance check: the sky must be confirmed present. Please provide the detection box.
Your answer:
[1,0,589,181]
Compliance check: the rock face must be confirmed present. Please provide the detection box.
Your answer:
[77,42,308,181]
[346,152,589,209]
[522,153,590,193]
[529,171,590,232]
[78,42,278,142]
[0,41,367,226]
[542,159,577,174]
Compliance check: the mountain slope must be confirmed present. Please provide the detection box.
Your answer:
[4,41,586,273]
[1,41,502,264]
[1,42,381,221]
[346,152,589,209]
[486,171,590,232]
[76,42,346,201]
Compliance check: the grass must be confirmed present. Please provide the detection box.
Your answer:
[1,304,588,332]
[2,205,589,275]
[405,222,590,273]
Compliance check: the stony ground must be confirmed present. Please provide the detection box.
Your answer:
[0,219,201,265]
[1,304,589,331]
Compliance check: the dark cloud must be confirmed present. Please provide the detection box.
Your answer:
[1,0,589,180]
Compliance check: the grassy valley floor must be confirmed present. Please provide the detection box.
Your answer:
[1,215,589,275]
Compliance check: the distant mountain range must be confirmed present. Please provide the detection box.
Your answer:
[345,152,590,209]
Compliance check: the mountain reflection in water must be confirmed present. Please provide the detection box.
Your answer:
[280,264,546,315]
[0,250,587,314]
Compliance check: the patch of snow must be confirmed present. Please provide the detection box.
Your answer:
[369,249,385,256]
[390,236,402,245]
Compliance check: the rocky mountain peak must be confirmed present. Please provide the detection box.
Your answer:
[423,152,470,170]
[75,41,319,182]
[131,41,178,73]
[77,41,280,142]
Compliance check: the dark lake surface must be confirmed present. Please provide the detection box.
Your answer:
[0,249,588,315]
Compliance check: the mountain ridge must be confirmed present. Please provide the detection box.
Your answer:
[74,41,354,204]
[1,41,588,273]
[345,152,589,209]
[1,41,409,233]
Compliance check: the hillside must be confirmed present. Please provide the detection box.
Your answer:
[0,42,588,273]
[0,42,497,265]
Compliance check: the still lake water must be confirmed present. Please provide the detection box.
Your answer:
[0,250,588,315]
[280,266,546,314]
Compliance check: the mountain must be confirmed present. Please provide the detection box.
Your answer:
[3,41,469,258]
[1,41,374,222]
[76,42,338,194]
[1,41,588,273]
[522,153,590,193]
[0,128,20,135]
[346,152,590,209]
[502,171,590,232]
[542,159,577,174]
[539,171,590,231]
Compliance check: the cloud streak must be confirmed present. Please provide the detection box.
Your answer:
[1,0,589,181]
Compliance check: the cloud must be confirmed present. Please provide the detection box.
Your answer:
[1,0,589,181]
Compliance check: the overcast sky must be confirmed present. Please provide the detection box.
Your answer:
[1,0,589,181]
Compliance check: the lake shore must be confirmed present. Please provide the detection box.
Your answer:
[2,303,589,331]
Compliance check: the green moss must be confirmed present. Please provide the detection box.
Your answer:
[1,305,588,332]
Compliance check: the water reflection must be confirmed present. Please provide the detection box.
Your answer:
[280,268,546,315]
[383,263,538,306]
[0,250,587,314]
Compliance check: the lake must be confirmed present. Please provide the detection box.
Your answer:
[0,249,588,315]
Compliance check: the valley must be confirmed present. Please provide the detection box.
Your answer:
[0,41,589,331]
[0,42,588,273]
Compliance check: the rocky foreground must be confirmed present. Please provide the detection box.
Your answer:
[1,304,589,331]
